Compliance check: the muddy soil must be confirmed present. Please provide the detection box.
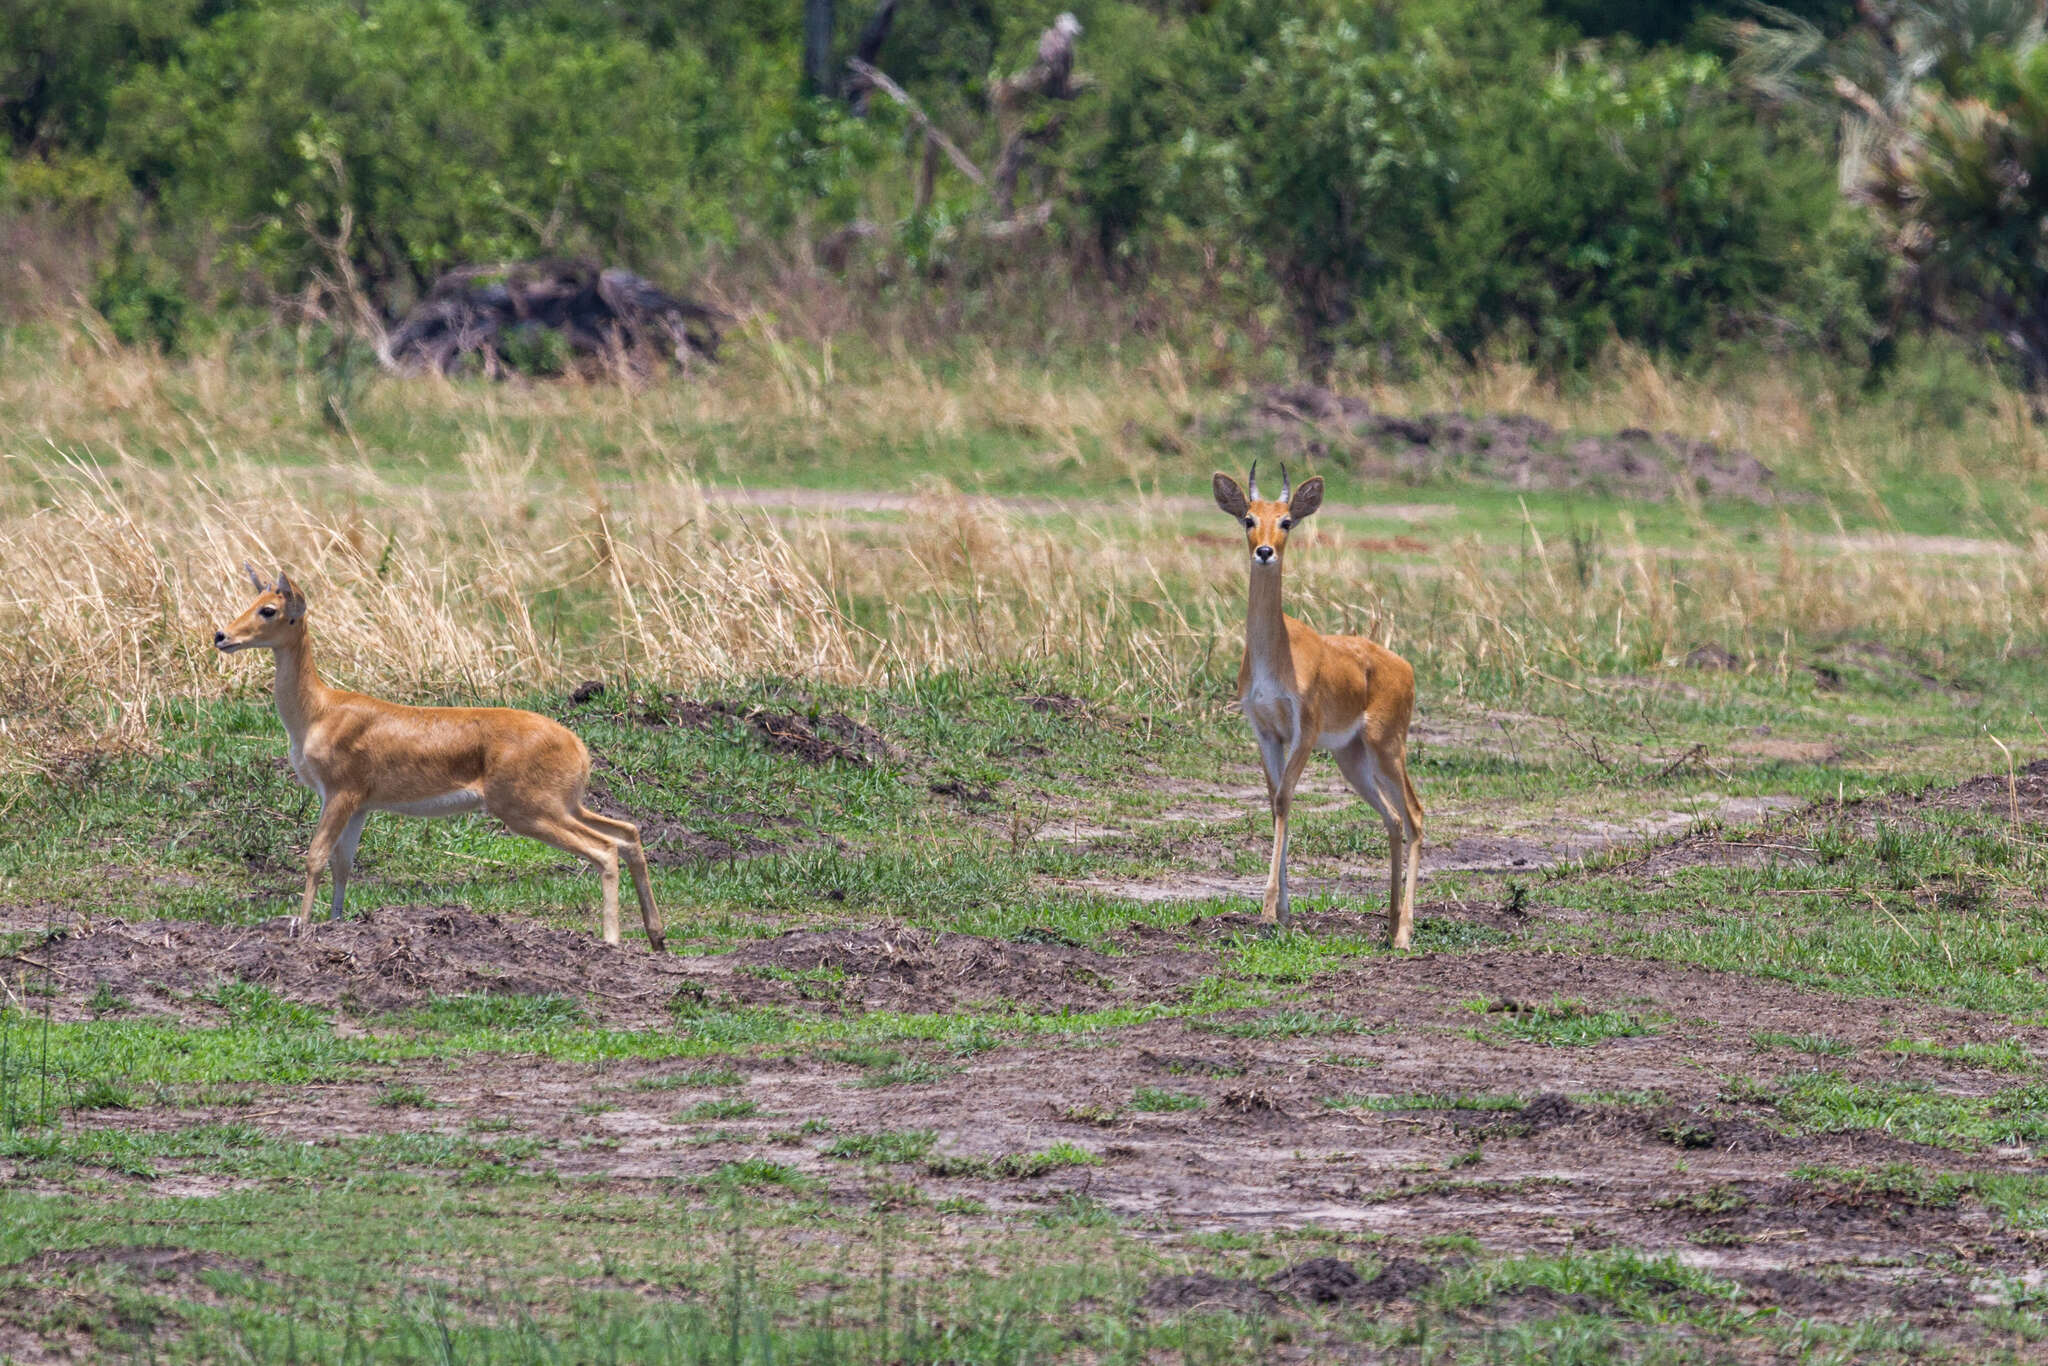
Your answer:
[13,906,701,1027]
[720,926,1214,1013]
[1214,385,1782,504]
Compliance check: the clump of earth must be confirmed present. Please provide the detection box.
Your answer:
[1212,385,1781,503]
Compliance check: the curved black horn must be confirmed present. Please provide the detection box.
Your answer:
[244,562,268,593]
[1247,460,1261,502]
[1280,463,1291,503]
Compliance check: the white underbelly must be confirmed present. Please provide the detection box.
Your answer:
[376,789,486,818]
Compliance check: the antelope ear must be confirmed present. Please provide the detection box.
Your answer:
[276,571,306,622]
[1212,472,1249,519]
[1288,477,1324,521]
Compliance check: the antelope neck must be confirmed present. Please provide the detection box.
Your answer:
[1244,561,1292,675]
[269,631,328,742]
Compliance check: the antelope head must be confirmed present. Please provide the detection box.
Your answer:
[215,564,308,652]
[1212,462,1324,569]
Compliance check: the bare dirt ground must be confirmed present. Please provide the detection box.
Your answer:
[12,766,2048,1354]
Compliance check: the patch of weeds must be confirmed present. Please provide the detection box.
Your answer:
[86,982,130,1016]
[1194,1010,1374,1039]
[1035,1192,1118,1228]
[926,1141,1102,1179]
[697,1158,816,1192]
[671,1004,795,1047]
[1488,998,1657,1047]
[1319,1052,1379,1069]
[1132,1087,1206,1113]
[857,1059,959,1088]
[1751,1030,1853,1058]
[826,1130,936,1164]
[935,1195,987,1215]
[68,1077,136,1111]
[1688,1227,1750,1248]
[867,1178,925,1211]
[1187,1230,1264,1251]
[1657,1118,1718,1150]
[1059,1102,1123,1126]
[634,1066,745,1091]
[374,1084,437,1110]
[199,980,325,1029]
[407,993,585,1032]
[1773,1072,2048,1150]
[1884,1038,2036,1073]
[679,1098,760,1122]
[1655,1184,1749,1215]
[1793,1162,1972,1209]
[578,1101,618,1116]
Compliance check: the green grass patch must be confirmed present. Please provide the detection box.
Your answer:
[825,1130,936,1164]
[925,1141,1102,1179]
[1486,998,1658,1047]
[1750,1030,1854,1058]
[1131,1087,1206,1113]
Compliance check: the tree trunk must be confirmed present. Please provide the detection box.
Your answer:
[803,0,837,97]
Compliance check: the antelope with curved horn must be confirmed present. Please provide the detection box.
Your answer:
[213,567,664,949]
[1212,464,1424,945]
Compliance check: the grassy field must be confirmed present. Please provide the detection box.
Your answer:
[6,328,2048,1362]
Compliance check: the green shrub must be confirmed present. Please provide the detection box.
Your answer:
[90,234,192,353]
[108,0,750,305]
[1422,44,1882,370]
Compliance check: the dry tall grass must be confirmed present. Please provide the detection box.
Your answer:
[4,334,2045,774]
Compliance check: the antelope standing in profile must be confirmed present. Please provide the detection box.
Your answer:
[213,568,665,950]
[1212,465,1424,945]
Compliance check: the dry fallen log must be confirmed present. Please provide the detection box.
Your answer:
[383,259,724,378]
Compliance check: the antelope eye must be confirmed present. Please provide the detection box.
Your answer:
[1242,517,1254,528]
[258,606,277,619]
[1279,518,1293,530]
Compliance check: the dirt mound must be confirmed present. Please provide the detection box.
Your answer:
[726,927,1211,1012]
[384,258,721,378]
[18,906,697,1025]
[1216,385,1780,504]
[1139,1271,1281,1315]
[1264,1257,1367,1304]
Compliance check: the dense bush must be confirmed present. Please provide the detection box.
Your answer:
[110,0,756,306]
[1425,46,1883,368]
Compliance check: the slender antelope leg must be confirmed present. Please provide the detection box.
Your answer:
[299,796,363,936]
[580,810,665,951]
[1398,769,1425,949]
[1263,732,1316,931]
[1333,740,1405,941]
[329,809,370,923]
[504,812,624,945]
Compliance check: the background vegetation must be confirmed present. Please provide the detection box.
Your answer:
[6,0,2040,377]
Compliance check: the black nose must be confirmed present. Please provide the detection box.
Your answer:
[1255,545,1275,562]
[213,631,226,645]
